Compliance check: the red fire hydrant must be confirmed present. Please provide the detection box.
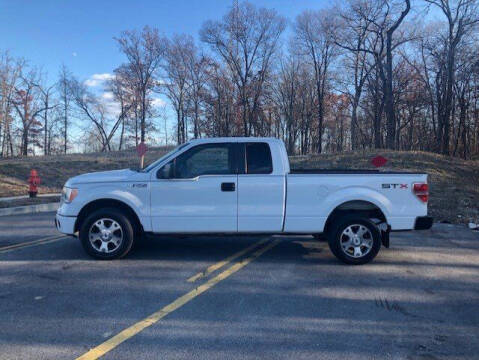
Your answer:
[28,169,40,198]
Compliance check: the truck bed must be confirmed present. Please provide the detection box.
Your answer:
[284,171,428,232]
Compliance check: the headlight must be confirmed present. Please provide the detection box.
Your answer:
[61,187,78,203]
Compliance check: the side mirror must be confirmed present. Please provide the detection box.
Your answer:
[157,161,174,179]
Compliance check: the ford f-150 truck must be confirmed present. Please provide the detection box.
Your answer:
[55,137,433,264]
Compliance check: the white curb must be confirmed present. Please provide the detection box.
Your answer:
[0,193,61,202]
[0,202,60,217]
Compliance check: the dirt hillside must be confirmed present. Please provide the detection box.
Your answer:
[0,148,477,224]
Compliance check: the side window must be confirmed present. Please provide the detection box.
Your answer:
[174,144,235,178]
[245,143,273,174]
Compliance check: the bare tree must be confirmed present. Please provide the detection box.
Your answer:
[34,79,57,155]
[270,56,301,154]
[68,78,112,151]
[12,69,54,155]
[115,26,166,144]
[424,0,479,154]
[0,52,23,156]
[293,9,338,153]
[336,0,378,149]
[58,65,72,154]
[107,67,136,150]
[384,0,411,149]
[336,0,412,149]
[162,34,193,143]
[69,76,134,152]
[187,52,211,139]
[202,61,237,137]
[200,1,286,136]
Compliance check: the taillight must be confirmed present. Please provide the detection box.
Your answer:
[413,183,429,203]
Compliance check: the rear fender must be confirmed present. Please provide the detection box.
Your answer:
[323,187,392,224]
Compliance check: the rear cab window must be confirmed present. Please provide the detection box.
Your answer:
[244,142,273,174]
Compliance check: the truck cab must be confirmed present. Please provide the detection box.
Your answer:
[150,138,289,233]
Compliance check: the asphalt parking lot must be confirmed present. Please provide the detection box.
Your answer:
[0,212,478,360]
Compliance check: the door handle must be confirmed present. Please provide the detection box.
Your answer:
[221,182,235,192]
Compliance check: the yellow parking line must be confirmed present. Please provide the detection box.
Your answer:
[0,234,66,254]
[76,239,280,360]
[187,237,269,282]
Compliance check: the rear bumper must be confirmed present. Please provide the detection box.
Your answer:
[414,216,433,230]
[55,214,76,235]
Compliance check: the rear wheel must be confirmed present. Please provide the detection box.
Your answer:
[327,216,381,265]
[79,208,134,259]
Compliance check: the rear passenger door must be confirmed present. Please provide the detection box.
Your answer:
[237,142,286,232]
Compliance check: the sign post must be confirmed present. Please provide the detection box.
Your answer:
[137,142,148,169]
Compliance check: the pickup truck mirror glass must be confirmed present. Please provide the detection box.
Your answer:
[157,161,174,179]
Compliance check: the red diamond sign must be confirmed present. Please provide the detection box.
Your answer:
[371,155,388,168]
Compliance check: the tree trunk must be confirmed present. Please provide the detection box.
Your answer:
[242,90,248,136]
[351,98,358,151]
[141,91,146,143]
[441,46,456,155]
[385,33,396,149]
[119,117,125,151]
[316,80,324,154]
[63,91,68,154]
[44,95,49,155]
[194,105,199,139]
[22,128,28,156]
[177,108,181,144]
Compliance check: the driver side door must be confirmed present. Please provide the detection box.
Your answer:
[150,143,238,233]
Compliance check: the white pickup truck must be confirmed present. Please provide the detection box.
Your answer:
[55,137,432,264]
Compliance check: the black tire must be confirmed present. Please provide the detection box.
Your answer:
[327,215,381,265]
[79,207,135,260]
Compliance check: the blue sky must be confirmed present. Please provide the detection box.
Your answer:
[0,0,329,82]
[0,0,332,147]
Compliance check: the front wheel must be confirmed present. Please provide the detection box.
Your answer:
[328,216,381,265]
[79,208,134,260]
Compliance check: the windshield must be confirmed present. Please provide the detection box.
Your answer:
[142,142,190,172]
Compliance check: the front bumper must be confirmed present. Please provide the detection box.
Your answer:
[55,213,76,235]
[414,216,433,230]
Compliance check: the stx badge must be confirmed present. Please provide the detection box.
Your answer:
[382,184,408,189]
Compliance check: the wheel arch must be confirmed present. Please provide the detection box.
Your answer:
[323,200,387,235]
[75,198,144,235]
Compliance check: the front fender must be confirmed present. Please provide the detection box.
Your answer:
[57,183,150,227]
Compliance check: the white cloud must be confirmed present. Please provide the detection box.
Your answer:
[85,73,114,87]
[152,97,166,108]
[98,91,120,117]
[102,91,114,100]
